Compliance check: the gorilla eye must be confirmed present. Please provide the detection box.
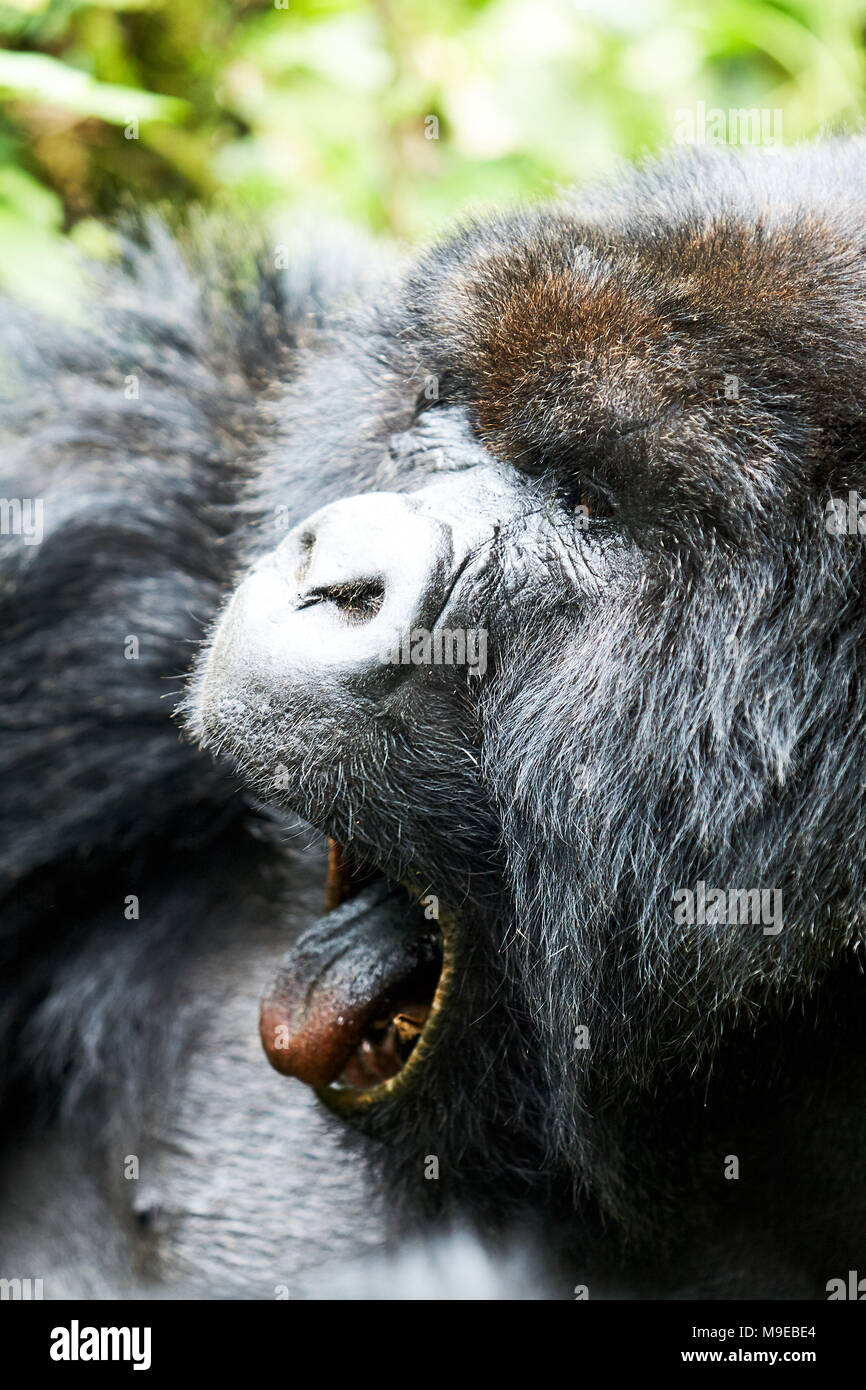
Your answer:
[571,486,614,526]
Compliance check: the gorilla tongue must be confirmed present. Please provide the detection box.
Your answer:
[260,876,441,1089]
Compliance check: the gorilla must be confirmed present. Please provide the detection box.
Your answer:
[2,138,866,1300]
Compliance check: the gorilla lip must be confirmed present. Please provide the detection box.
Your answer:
[259,846,449,1106]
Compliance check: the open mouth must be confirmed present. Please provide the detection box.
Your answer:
[259,843,451,1110]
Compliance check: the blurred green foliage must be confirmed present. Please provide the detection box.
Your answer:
[2,0,866,301]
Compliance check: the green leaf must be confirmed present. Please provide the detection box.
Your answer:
[0,163,63,227]
[0,51,188,125]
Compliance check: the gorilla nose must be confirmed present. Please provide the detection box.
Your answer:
[220,493,456,683]
[285,492,452,629]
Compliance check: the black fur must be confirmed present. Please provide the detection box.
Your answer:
[3,142,866,1298]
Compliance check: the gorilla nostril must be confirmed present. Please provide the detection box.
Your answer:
[300,579,386,624]
[270,491,455,642]
[294,530,317,583]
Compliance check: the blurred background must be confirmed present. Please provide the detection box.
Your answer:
[1,0,866,303]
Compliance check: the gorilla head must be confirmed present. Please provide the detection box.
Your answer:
[189,142,866,1288]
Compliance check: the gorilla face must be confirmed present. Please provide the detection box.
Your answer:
[192,400,634,1117]
[195,406,629,886]
[189,146,866,1247]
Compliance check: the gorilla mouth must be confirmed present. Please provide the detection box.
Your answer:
[259,844,451,1109]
